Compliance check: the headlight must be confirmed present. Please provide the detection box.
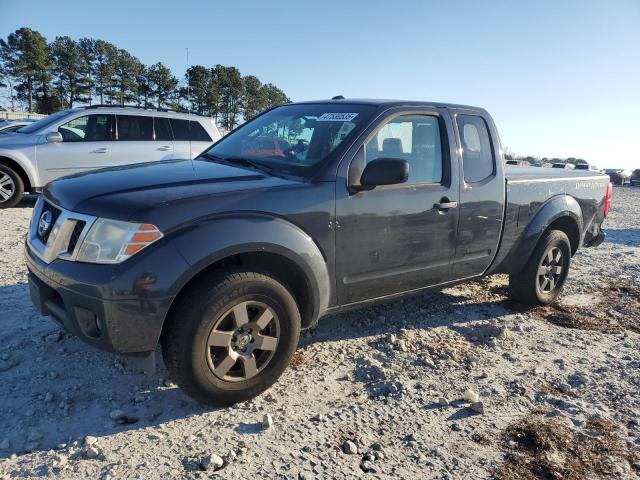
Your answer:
[76,218,163,264]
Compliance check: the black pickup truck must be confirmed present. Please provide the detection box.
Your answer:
[25,99,611,405]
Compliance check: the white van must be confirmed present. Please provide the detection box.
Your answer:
[0,106,221,208]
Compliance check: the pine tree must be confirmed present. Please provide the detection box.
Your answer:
[242,75,267,121]
[214,65,244,130]
[50,36,91,108]
[112,49,142,105]
[183,65,211,114]
[77,38,96,104]
[93,40,117,104]
[147,62,178,109]
[0,28,51,112]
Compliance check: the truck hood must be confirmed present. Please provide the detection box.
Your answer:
[44,159,301,220]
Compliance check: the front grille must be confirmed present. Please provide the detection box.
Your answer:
[67,221,86,254]
[27,198,96,264]
[39,202,62,243]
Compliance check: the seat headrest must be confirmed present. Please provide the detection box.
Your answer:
[382,137,403,155]
[413,124,434,147]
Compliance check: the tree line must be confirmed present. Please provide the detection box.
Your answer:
[0,27,289,130]
[503,148,588,166]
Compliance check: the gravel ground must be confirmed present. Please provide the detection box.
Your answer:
[0,187,638,479]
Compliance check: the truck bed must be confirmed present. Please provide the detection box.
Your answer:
[504,165,605,181]
[490,166,609,274]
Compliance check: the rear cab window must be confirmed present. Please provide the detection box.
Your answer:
[456,114,495,183]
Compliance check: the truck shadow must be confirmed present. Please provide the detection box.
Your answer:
[0,278,516,459]
[300,285,515,349]
[0,280,220,459]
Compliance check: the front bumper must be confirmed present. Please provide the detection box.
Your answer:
[25,237,191,354]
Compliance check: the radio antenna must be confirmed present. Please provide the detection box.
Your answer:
[186,47,192,161]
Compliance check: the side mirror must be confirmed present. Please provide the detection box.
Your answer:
[356,158,409,191]
[46,131,63,143]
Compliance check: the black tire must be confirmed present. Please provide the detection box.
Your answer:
[161,269,301,406]
[509,230,571,306]
[0,164,25,209]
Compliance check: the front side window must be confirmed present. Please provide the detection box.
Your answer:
[58,114,111,142]
[203,104,376,177]
[117,115,153,141]
[365,114,443,184]
[456,114,494,183]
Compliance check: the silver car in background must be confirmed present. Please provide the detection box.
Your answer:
[0,119,37,134]
[0,106,221,208]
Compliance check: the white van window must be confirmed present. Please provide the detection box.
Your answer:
[58,115,112,142]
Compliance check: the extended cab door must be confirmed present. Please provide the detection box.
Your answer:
[36,113,114,185]
[449,109,505,278]
[335,108,460,305]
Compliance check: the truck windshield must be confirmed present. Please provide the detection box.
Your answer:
[201,104,376,177]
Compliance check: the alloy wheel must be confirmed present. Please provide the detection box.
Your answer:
[0,173,15,203]
[537,247,563,293]
[205,301,280,382]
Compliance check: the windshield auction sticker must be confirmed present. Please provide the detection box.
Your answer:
[317,113,359,121]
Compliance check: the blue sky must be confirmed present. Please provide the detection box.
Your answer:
[1,0,639,168]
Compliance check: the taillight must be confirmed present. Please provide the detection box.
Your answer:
[604,182,612,217]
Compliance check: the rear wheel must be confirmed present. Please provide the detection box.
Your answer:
[161,269,300,405]
[509,230,571,306]
[0,164,24,209]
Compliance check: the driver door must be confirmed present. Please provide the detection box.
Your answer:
[335,111,460,305]
[37,114,114,185]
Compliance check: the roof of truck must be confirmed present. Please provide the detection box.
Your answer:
[294,98,486,111]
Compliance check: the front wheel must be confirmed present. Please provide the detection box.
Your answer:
[0,164,24,209]
[161,269,301,405]
[508,230,571,306]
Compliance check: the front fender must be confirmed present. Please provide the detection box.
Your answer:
[170,214,331,321]
[495,195,583,275]
[0,148,39,187]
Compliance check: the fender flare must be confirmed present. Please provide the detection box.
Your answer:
[168,214,331,323]
[499,195,583,275]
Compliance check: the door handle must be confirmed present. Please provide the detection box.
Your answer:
[91,148,108,154]
[433,201,458,210]
[157,146,172,151]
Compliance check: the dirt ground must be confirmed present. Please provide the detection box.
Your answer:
[0,187,638,479]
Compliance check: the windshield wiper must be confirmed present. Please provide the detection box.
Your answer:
[200,153,274,175]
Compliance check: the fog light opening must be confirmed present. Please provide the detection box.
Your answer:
[75,307,101,339]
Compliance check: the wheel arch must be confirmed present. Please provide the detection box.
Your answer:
[162,216,332,334]
[0,155,34,193]
[497,194,583,275]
